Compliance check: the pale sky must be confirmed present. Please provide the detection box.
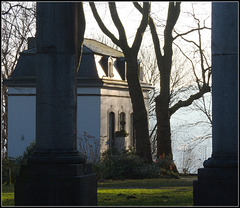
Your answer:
[83,2,211,48]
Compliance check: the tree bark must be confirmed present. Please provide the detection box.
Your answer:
[155,95,171,157]
[155,58,174,162]
[126,56,152,162]
[134,3,179,163]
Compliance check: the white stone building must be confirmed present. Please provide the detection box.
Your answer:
[3,38,153,161]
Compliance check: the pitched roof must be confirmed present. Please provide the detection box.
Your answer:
[3,38,124,85]
[3,38,153,91]
[83,39,124,58]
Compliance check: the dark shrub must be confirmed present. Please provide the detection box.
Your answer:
[2,157,20,184]
[17,140,36,164]
[2,140,36,184]
[93,148,179,181]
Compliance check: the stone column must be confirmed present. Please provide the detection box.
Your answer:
[15,3,97,205]
[193,2,238,206]
[28,2,84,164]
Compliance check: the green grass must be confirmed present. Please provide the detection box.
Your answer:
[2,177,196,206]
[97,177,195,206]
[98,187,193,206]
[2,184,14,206]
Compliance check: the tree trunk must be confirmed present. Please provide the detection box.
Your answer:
[155,94,178,173]
[155,94,172,157]
[126,58,152,163]
[155,62,178,172]
[89,2,152,163]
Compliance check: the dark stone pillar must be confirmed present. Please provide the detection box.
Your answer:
[193,2,238,206]
[15,2,97,205]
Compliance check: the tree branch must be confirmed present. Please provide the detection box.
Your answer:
[173,26,211,40]
[133,2,163,65]
[89,2,120,47]
[193,95,212,125]
[173,42,201,89]
[131,2,150,53]
[108,2,128,50]
[169,84,211,116]
[163,2,181,57]
[2,3,35,15]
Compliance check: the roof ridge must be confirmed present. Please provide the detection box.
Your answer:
[22,37,124,58]
[83,38,124,57]
[83,38,121,51]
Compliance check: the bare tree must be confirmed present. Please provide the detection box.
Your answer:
[138,46,159,155]
[181,143,203,174]
[192,92,212,126]
[139,45,195,157]
[1,1,36,157]
[85,31,121,51]
[135,2,211,171]
[89,2,152,163]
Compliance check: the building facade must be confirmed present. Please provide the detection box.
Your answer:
[3,38,153,161]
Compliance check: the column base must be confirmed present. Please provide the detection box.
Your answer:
[27,151,86,164]
[15,162,97,206]
[193,166,238,206]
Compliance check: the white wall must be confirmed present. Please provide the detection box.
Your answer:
[76,87,101,162]
[7,87,102,159]
[7,86,151,159]
[7,87,36,157]
[100,87,133,152]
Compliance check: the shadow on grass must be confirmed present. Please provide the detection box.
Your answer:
[98,177,197,189]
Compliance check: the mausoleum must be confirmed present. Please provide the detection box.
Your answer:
[3,37,153,161]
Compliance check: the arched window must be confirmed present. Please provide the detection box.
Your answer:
[119,112,126,131]
[130,113,136,147]
[109,112,115,149]
[108,57,114,78]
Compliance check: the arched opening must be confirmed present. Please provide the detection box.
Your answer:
[108,57,114,78]
[109,112,115,150]
[119,112,126,131]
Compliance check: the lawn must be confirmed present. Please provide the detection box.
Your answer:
[1,184,14,206]
[2,176,196,206]
[98,187,193,206]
